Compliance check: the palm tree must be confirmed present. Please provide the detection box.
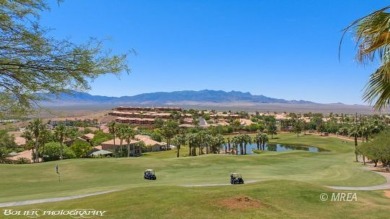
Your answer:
[54,124,67,160]
[210,134,225,154]
[342,6,390,110]
[24,119,47,163]
[226,137,231,153]
[108,121,117,149]
[161,120,179,151]
[260,133,269,150]
[349,123,361,162]
[267,122,277,139]
[360,122,372,143]
[360,121,376,165]
[231,136,241,155]
[172,132,186,158]
[123,126,135,157]
[241,134,252,155]
[254,133,262,150]
[194,130,208,155]
[187,133,197,156]
[204,133,212,154]
[116,125,127,157]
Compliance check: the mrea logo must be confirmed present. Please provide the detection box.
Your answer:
[331,192,357,202]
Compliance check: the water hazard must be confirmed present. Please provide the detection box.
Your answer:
[222,143,324,154]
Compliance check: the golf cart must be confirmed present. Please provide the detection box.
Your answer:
[144,169,157,180]
[230,173,244,184]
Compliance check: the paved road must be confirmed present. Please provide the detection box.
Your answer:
[0,190,118,208]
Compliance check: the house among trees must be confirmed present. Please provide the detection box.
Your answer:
[100,138,142,156]
[80,133,95,143]
[135,135,166,152]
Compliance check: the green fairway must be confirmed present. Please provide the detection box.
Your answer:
[1,133,389,218]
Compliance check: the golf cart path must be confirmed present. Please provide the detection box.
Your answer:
[181,170,390,191]
[180,180,260,187]
[328,169,390,191]
[0,190,118,208]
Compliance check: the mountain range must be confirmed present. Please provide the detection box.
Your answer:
[37,90,385,114]
[40,90,315,106]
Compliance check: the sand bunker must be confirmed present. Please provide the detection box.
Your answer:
[218,196,263,210]
[384,190,390,198]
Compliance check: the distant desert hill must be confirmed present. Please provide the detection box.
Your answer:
[38,90,387,114]
[40,89,313,105]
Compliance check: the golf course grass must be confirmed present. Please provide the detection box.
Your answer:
[1,133,389,218]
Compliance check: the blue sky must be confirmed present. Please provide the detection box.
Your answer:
[40,0,389,105]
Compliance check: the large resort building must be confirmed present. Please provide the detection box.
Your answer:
[109,106,185,126]
[108,106,242,127]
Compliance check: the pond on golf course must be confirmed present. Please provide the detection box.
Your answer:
[222,143,325,154]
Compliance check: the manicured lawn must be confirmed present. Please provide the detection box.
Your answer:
[0,133,389,218]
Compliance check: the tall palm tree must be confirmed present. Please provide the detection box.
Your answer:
[187,133,197,156]
[54,124,67,160]
[254,133,261,150]
[123,126,135,157]
[267,122,277,139]
[161,120,179,151]
[349,123,361,162]
[24,119,47,163]
[204,133,213,154]
[108,121,117,149]
[241,134,252,155]
[194,131,206,156]
[342,6,390,110]
[360,120,375,165]
[260,133,269,151]
[172,132,186,158]
[116,125,127,157]
[360,122,372,143]
[226,137,231,153]
[231,136,242,155]
[210,134,225,154]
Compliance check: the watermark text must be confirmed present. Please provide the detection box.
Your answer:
[3,209,106,218]
[320,192,358,202]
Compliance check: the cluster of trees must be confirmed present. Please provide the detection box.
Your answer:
[358,131,390,167]
[108,122,138,157]
[278,113,389,163]
[279,113,388,137]
[0,118,94,163]
[171,130,269,157]
[21,119,93,162]
[122,117,273,158]
[0,130,17,163]
[183,131,225,157]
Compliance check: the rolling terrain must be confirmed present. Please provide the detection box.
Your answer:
[1,134,389,219]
